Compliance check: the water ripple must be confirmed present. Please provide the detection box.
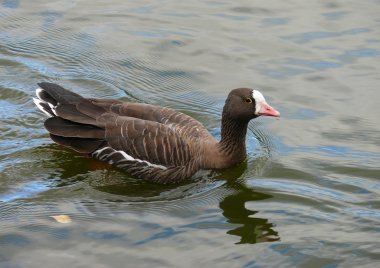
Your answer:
[248,179,358,203]
[283,28,371,44]
[1,0,380,266]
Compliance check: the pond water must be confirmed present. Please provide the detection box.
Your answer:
[1,0,380,267]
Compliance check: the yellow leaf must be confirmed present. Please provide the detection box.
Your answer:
[50,215,72,224]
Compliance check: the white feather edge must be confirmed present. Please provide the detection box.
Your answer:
[33,97,53,117]
[35,87,44,99]
[93,147,168,170]
[33,87,57,116]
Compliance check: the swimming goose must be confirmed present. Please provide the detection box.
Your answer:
[33,83,280,184]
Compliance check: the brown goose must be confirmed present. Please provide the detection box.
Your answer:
[33,83,280,184]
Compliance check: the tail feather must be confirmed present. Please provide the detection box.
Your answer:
[36,87,58,106]
[37,82,83,104]
[33,97,55,117]
[55,104,98,125]
[34,82,107,124]
[75,99,110,121]
[33,82,109,154]
[44,117,105,139]
[50,134,105,154]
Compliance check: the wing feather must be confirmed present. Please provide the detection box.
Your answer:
[103,115,193,168]
[89,99,214,141]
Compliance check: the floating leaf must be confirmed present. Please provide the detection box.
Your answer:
[50,215,72,223]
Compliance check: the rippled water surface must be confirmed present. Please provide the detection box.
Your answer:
[1,0,380,267]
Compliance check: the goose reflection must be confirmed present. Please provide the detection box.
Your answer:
[45,144,280,243]
[48,145,176,198]
[214,162,280,244]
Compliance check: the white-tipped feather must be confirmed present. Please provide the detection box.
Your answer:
[116,149,167,170]
[93,147,168,170]
[92,147,109,157]
[117,150,136,161]
[35,88,44,100]
[48,102,55,110]
[51,106,58,116]
[33,97,53,117]
[34,87,57,116]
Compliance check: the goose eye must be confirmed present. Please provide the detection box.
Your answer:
[244,97,253,104]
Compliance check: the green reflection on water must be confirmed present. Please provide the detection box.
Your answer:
[215,163,280,244]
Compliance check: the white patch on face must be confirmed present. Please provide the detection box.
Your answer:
[252,89,266,115]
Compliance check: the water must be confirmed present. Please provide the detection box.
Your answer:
[1,0,380,267]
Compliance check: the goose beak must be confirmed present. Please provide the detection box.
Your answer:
[258,102,280,117]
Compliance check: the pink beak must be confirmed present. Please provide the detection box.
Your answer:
[258,102,280,117]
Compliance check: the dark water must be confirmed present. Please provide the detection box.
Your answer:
[1,0,380,267]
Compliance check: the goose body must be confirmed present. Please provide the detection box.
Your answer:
[33,83,279,184]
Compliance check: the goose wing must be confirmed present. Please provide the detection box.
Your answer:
[90,99,215,141]
[95,114,194,168]
[89,114,200,183]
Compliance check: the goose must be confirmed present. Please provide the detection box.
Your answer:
[33,83,280,184]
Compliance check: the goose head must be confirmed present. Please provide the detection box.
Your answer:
[223,88,280,121]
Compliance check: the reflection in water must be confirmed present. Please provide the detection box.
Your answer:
[215,163,280,244]
[34,144,280,244]
[48,144,186,198]
[221,186,279,244]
